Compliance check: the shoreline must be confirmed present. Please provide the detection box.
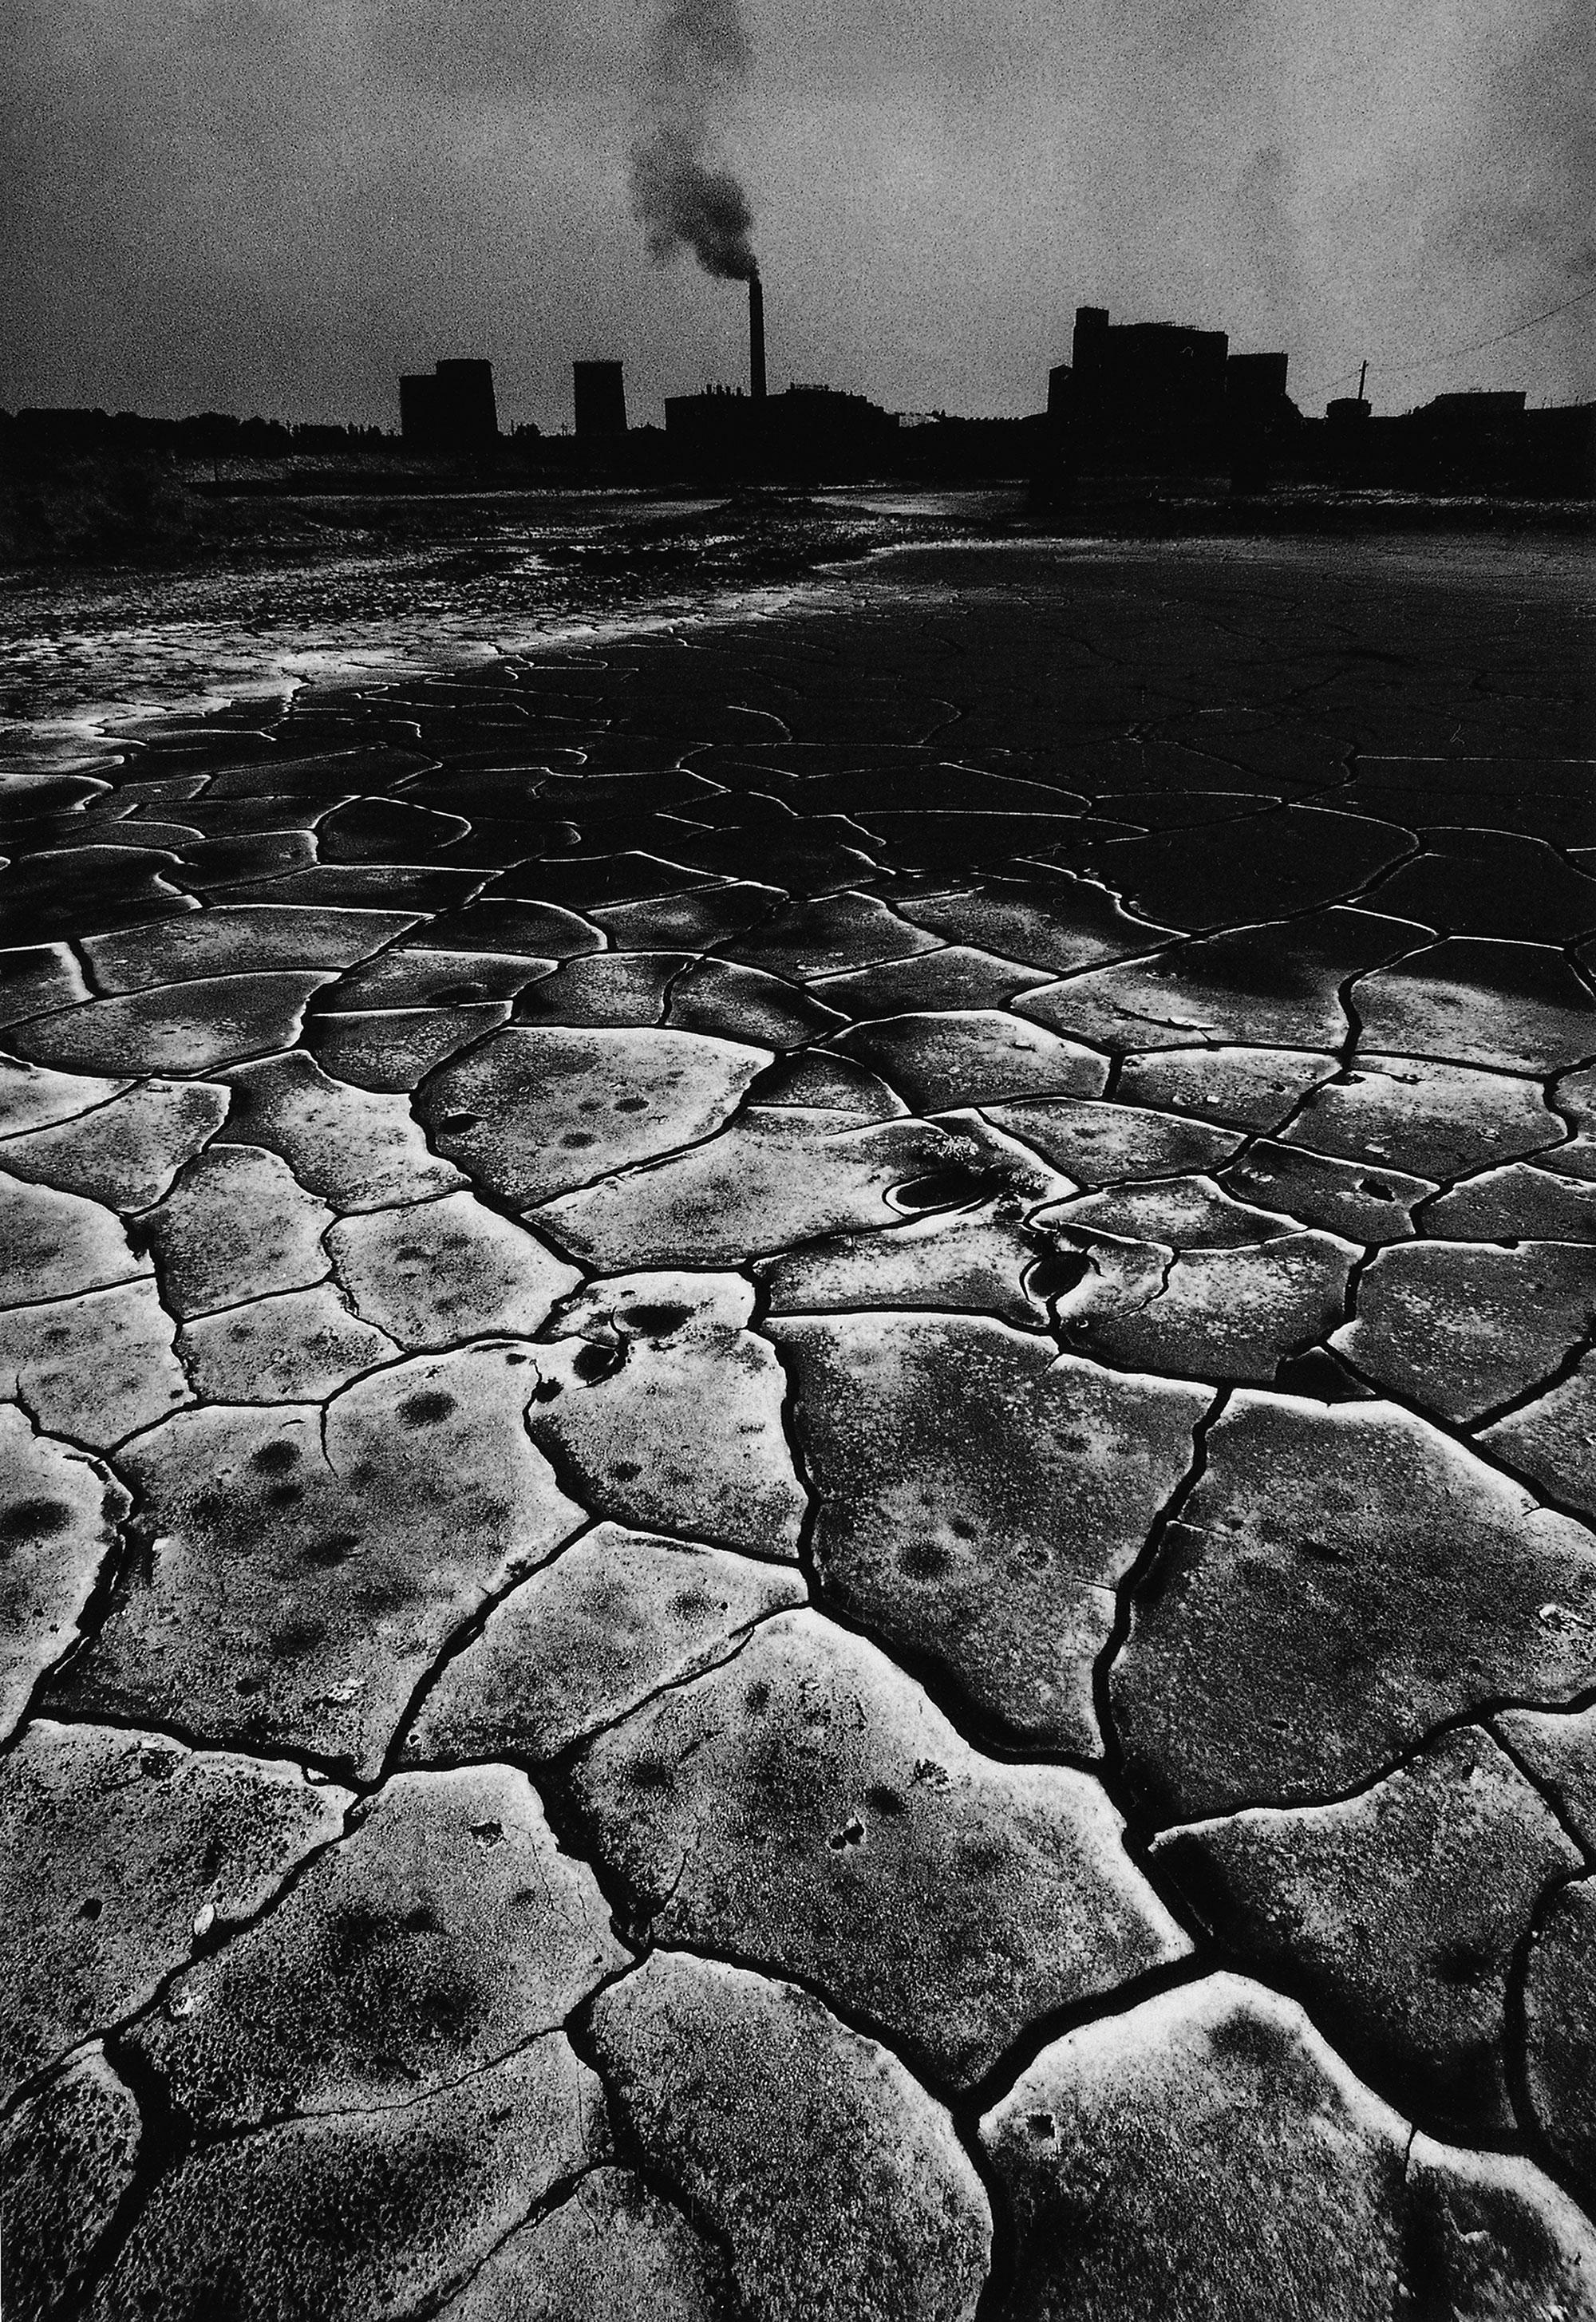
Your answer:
[3,513,1589,773]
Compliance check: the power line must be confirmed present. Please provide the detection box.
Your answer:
[1302,274,1596,398]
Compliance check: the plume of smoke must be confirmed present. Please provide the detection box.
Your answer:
[630,0,757,282]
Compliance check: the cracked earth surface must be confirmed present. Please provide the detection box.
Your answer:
[2,534,1594,2319]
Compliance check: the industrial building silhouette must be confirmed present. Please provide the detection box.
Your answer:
[369,293,1590,495]
[398,359,499,454]
[21,290,1579,507]
[1047,306,1296,478]
[573,362,628,439]
[1041,304,1591,497]
[663,381,899,476]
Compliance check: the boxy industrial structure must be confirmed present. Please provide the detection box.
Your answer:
[398,360,500,455]
[573,361,628,439]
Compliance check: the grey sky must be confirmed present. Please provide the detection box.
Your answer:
[3,0,1591,428]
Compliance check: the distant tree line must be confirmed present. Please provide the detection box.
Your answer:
[0,409,395,456]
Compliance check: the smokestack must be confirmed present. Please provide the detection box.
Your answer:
[749,271,766,401]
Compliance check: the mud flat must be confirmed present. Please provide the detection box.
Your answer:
[2,531,1594,2319]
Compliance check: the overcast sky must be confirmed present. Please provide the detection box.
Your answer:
[4,0,1591,428]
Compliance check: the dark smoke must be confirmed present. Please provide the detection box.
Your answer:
[630,0,757,282]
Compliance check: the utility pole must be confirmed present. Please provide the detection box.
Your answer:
[1357,359,1369,405]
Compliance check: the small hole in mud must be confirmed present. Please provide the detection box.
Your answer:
[1029,1250,1092,1298]
[251,1442,300,1475]
[436,1114,479,1136]
[271,1618,326,1657]
[78,1897,104,1921]
[1436,1938,1492,1986]
[1359,1179,1396,1200]
[302,1533,361,1568]
[572,1341,625,1384]
[398,1391,456,1428]
[891,1164,1004,1213]
[621,1301,690,1337]
[0,1498,72,1543]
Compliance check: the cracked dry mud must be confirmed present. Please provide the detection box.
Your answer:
[0,535,1593,2320]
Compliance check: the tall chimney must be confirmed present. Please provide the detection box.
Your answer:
[749,272,766,401]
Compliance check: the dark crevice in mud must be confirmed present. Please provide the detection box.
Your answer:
[0,1270,160,1317]
[79,2024,606,2314]
[0,1075,160,1148]
[746,1268,821,1586]
[1566,947,1596,1013]
[1335,1238,1381,1338]
[1501,1863,1590,2210]
[1138,1834,1558,2167]
[508,1744,653,1969]
[587,1760,1040,2322]
[19,1694,360,1791]
[103,2020,587,2158]
[582,1925,1022,2186]
[375,1514,602,1784]
[1321,1310,1596,1478]
[1487,1718,1596,1870]
[410,1612,790,1787]
[1467,1434,1596,1537]
[955,1953,1207,2126]
[1392,2120,1424,2322]
[446,1082,784,1260]
[1032,1317,1240,1400]
[57,2032,197,2317]
[405,2162,620,2322]
[67,933,116,1004]
[1091,1386,1228,1854]
[1270,1340,1372,1402]
[566,1913,1166,2322]
[749,1309,1109,1777]
[768,1293,1051,1333]
[2,1773,370,2184]
[1148,1692,1596,1837]
[1406,1143,1582,1236]
[969,2149,1019,2322]
[1544,1065,1596,1159]
[559,1985,748,2313]
[5,1438,144,1757]
[159,1265,337,1330]
[1463,1317,1596,1439]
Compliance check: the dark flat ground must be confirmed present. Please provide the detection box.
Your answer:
[2,533,1596,2320]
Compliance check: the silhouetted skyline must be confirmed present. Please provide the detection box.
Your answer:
[4,0,1592,430]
